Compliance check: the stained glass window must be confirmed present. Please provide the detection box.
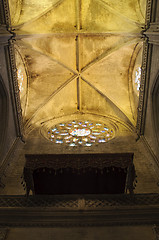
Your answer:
[134,66,141,93]
[17,68,24,93]
[47,120,114,146]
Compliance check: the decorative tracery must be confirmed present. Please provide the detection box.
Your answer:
[47,120,115,146]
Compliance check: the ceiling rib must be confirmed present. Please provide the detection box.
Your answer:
[76,35,80,72]
[11,0,145,132]
[76,0,82,31]
[75,31,81,110]
[20,36,139,127]
[15,33,143,38]
[77,77,80,111]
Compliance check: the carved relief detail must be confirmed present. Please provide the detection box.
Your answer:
[0,228,8,240]
[137,0,157,135]
[8,40,24,136]
[148,23,159,32]
[0,0,10,26]
[136,39,149,135]
[0,194,159,208]
[153,225,159,240]
[145,0,153,28]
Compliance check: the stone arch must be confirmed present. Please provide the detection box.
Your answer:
[0,75,8,164]
[152,72,159,145]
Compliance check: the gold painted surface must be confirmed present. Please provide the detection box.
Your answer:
[80,79,131,124]
[81,0,143,33]
[14,0,77,33]
[9,0,58,25]
[100,0,146,22]
[10,0,146,33]
[23,36,77,70]
[15,39,75,122]
[26,79,78,130]
[8,0,147,134]
[82,40,141,124]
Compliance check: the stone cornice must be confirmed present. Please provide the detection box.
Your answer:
[147,22,159,32]
[145,22,159,45]
[0,205,159,227]
[0,26,13,45]
[0,194,159,227]
[1,194,159,208]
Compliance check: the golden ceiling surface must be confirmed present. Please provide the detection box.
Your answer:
[9,0,146,134]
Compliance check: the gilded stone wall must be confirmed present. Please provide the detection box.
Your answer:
[6,226,155,240]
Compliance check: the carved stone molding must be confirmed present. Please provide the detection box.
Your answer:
[1,195,159,227]
[0,228,8,240]
[0,195,159,227]
[0,26,12,45]
[147,22,159,32]
[145,23,159,45]
[0,0,10,26]
[24,153,134,170]
[6,40,24,138]
[136,0,154,135]
[145,0,153,28]
[23,153,135,195]
[136,39,151,135]
[0,194,158,208]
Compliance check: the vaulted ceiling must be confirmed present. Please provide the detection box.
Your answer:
[9,0,146,136]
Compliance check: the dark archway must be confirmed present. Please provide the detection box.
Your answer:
[0,75,8,165]
[33,167,127,195]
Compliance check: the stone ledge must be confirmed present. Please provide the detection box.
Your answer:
[0,194,158,208]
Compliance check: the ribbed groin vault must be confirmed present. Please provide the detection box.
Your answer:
[11,0,145,131]
[0,0,159,238]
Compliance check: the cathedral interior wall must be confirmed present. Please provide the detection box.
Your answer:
[6,226,155,240]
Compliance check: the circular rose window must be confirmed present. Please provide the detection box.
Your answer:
[46,120,115,146]
[70,128,91,136]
